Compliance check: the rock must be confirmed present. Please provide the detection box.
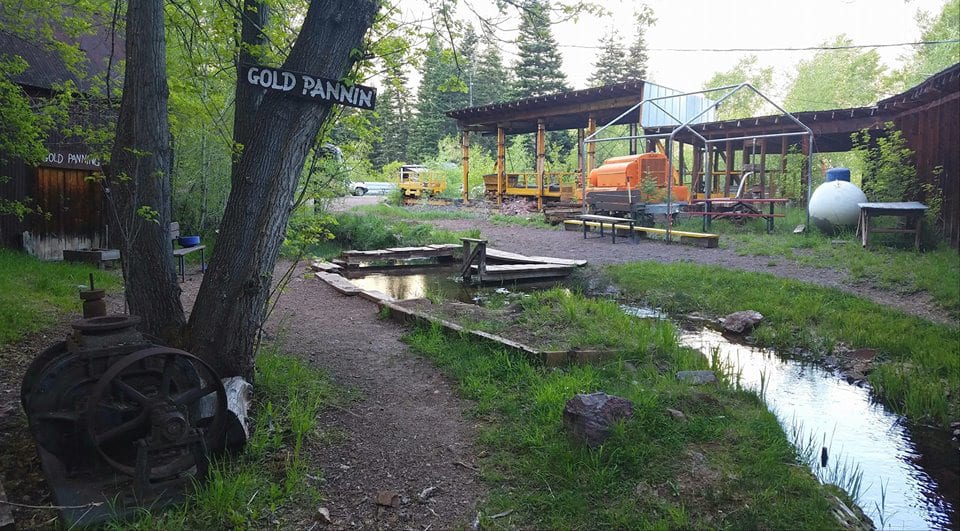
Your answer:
[563,392,635,448]
[666,408,687,421]
[316,507,332,524]
[376,490,400,508]
[675,370,718,385]
[721,310,764,334]
[417,486,438,502]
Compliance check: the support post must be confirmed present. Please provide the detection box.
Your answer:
[724,140,734,197]
[496,126,505,206]
[536,119,546,211]
[629,123,638,155]
[461,130,470,202]
[759,138,767,198]
[577,127,585,205]
[586,114,596,175]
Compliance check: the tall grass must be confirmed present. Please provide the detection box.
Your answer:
[406,320,843,529]
[0,249,120,345]
[608,261,960,425]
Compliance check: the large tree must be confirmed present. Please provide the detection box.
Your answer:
[109,0,378,377]
[895,0,960,88]
[512,0,570,98]
[702,55,774,120]
[783,34,887,112]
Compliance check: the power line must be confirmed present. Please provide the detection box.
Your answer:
[559,39,960,52]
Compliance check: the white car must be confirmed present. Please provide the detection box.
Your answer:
[348,181,396,196]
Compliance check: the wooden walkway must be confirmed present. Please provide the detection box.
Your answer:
[335,244,461,267]
[461,238,584,284]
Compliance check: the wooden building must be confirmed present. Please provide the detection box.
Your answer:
[0,26,121,259]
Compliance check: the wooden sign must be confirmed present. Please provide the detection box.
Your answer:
[241,65,376,110]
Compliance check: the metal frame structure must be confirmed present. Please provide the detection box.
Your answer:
[580,84,815,241]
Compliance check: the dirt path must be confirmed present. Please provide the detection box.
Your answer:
[262,274,486,529]
[428,218,956,326]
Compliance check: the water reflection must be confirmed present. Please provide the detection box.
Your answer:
[681,328,957,530]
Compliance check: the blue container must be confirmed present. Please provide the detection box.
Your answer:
[179,235,201,247]
[825,167,851,182]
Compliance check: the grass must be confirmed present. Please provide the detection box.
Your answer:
[0,249,121,345]
[405,303,849,529]
[607,261,960,426]
[671,205,960,319]
[285,209,481,260]
[115,345,340,529]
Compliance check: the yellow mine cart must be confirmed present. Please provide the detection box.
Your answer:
[398,165,447,198]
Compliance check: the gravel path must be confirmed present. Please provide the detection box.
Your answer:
[261,274,486,529]
[428,218,956,326]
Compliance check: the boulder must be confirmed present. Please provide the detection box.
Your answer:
[563,392,634,448]
[676,370,718,385]
[721,310,764,334]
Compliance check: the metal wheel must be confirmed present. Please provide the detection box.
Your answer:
[85,347,226,477]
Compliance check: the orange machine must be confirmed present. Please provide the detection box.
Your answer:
[587,153,690,202]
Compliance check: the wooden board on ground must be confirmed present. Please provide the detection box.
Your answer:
[315,272,362,295]
[485,248,586,267]
[311,261,342,273]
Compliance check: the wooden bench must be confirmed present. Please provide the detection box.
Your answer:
[856,202,927,250]
[170,222,206,282]
[564,219,720,248]
[577,214,635,243]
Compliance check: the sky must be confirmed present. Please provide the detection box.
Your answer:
[396,0,952,99]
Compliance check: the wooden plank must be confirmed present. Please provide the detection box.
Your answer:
[314,272,361,295]
[310,261,342,273]
[485,247,586,266]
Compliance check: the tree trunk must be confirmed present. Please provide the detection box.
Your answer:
[107,0,186,340]
[232,0,269,172]
[187,0,377,378]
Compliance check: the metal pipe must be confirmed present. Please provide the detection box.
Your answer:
[702,131,807,144]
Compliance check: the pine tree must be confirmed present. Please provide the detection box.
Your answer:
[623,5,656,82]
[589,32,627,87]
[473,39,511,106]
[370,72,412,169]
[512,0,570,98]
[408,37,467,162]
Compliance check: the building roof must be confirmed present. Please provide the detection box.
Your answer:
[0,23,123,93]
[445,81,647,134]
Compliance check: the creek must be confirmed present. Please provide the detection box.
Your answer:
[342,268,957,529]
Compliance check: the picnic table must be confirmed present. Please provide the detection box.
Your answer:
[690,198,790,233]
[856,202,927,250]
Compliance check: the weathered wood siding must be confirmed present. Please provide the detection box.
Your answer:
[0,163,107,259]
[894,94,960,248]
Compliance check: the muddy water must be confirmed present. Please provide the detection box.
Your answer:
[681,328,957,530]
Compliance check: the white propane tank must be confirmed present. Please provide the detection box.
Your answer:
[808,180,868,233]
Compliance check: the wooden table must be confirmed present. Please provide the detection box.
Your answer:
[856,201,928,250]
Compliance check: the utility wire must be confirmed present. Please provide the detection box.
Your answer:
[559,39,960,52]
